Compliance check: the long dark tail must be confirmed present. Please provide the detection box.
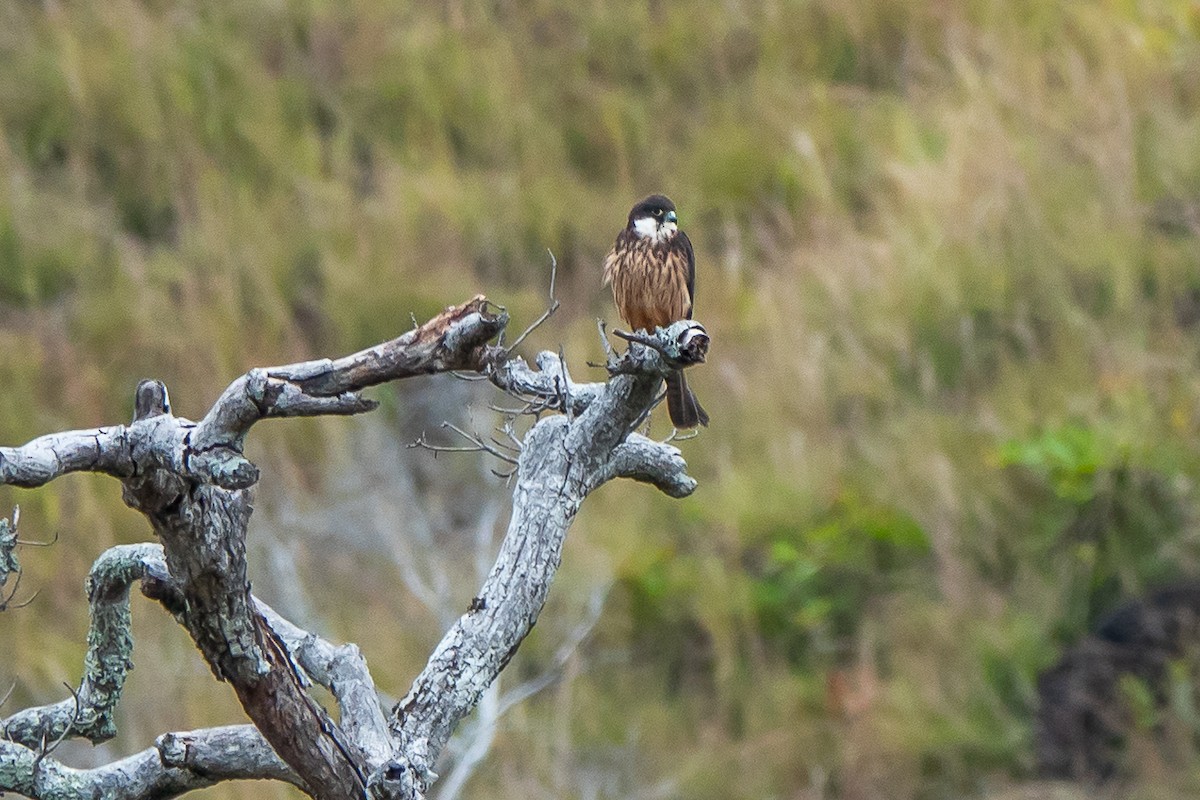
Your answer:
[665,371,709,429]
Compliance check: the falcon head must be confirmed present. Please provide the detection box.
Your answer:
[627,194,679,241]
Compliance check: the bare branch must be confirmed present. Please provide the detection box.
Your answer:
[495,419,523,453]
[609,320,710,373]
[0,568,36,611]
[390,321,697,794]
[192,296,508,457]
[0,509,18,584]
[136,485,372,800]
[660,427,700,444]
[0,725,300,800]
[155,725,300,786]
[595,317,616,365]
[2,531,395,787]
[0,295,703,800]
[503,251,560,355]
[603,433,697,498]
[0,538,299,800]
[32,683,80,765]
[611,327,672,357]
[256,602,395,770]
[89,296,509,800]
[3,544,174,746]
[556,346,573,422]
[14,530,59,547]
[409,424,519,466]
[436,583,609,800]
[443,423,519,465]
[0,509,42,610]
[487,350,604,417]
[0,426,135,489]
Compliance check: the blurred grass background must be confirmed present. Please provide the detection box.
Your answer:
[4,0,1200,797]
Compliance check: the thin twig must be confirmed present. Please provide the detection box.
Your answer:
[31,682,82,771]
[4,587,39,611]
[505,251,560,355]
[42,683,82,759]
[557,346,573,423]
[15,529,60,547]
[496,420,523,451]
[625,389,667,437]
[408,436,486,455]
[409,426,519,466]
[0,568,37,614]
[443,423,519,465]
[595,318,615,364]
[504,298,559,355]
[487,436,518,455]
[496,392,558,415]
[0,682,15,712]
[34,731,49,769]
[487,401,534,416]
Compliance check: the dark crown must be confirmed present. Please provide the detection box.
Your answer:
[627,194,677,226]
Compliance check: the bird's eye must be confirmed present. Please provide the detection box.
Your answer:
[653,209,663,217]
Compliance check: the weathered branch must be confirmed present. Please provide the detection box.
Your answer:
[389,322,699,796]
[0,539,412,798]
[0,532,294,800]
[0,427,136,489]
[602,433,697,498]
[256,603,395,769]
[0,725,299,800]
[487,350,603,416]
[155,725,299,786]
[606,320,710,374]
[115,297,508,800]
[191,296,508,460]
[2,544,161,747]
[0,298,510,800]
[435,583,608,800]
[1,297,702,800]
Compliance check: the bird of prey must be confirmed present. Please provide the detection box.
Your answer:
[603,194,709,429]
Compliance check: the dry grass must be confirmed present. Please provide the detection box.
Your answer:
[4,1,1200,797]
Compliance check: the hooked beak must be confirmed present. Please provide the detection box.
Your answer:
[665,210,677,224]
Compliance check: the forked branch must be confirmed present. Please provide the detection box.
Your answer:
[0,296,702,800]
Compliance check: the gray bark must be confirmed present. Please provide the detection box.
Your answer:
[0,295,703,800]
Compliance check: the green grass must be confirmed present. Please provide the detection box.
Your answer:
[4,1,1200,797]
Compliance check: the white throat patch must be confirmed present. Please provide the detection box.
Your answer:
[633,216,658,238]
[633,217,678,242]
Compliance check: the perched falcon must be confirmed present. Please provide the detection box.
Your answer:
[603,194,709,428]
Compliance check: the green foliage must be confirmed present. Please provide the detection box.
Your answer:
[749,490,930,666]
[997,423,1113,504]
[996,423,1192,640]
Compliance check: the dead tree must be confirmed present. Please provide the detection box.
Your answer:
[0,295,708,800]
